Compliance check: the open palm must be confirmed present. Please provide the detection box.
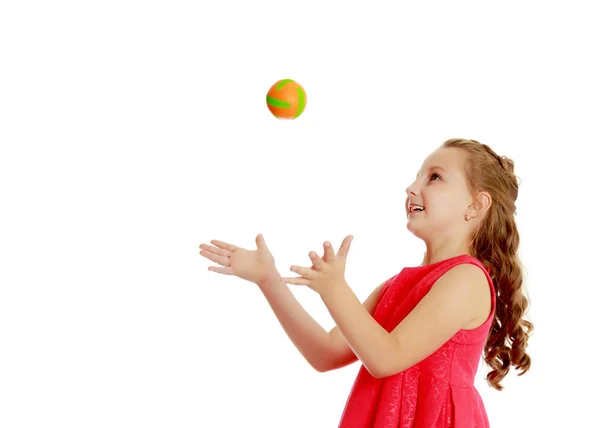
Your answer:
[199,234,279,286]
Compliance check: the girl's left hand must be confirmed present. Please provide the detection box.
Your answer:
[280,235,354,295]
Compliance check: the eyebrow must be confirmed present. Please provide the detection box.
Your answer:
[416,165,447,179]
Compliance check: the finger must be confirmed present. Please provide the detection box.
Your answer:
[338,235,354,258]
[323,241,335,261]
[199,243,230,257]
[210,240,237,252]
[290,265,316,279]
[199,249,231,267]
[309,251,326,270]
[280,277,310,286]
[207,266,234,275]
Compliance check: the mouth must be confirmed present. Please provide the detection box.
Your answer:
[408,204,425,215]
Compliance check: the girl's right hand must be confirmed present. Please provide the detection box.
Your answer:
[199,234,280,286]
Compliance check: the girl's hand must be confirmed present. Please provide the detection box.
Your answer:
[280,235,354,295]
[199,234,280,286]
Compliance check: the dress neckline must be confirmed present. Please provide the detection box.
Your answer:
[403,253,473,270]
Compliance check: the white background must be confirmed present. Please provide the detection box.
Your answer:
[1,1,598,426]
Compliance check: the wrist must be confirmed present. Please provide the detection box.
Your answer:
[256,268,282,290]
[319,280,348,301]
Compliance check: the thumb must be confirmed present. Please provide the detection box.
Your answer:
[256,234,274,258]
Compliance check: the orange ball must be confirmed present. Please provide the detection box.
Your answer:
[266,79,307,119]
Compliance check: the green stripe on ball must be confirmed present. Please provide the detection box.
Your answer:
[266,96,291,108]
[276,79,295,90]
[294,87,306,118]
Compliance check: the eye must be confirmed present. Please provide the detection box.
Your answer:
[430,173,441,181]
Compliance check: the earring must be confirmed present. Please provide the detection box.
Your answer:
[465,214,471,221]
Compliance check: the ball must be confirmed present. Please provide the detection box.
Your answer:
[266,79,307,119]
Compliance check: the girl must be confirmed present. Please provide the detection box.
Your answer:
[199,138,533,427]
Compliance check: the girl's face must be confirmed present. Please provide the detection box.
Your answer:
[404,148,473,239]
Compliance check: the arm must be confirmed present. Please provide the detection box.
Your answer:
[323,279,387,371]
[319,264,489,378]
[258,271,387,372]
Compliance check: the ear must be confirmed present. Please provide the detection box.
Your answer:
[469,191,492,218]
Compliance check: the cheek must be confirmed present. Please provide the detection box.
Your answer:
[429,198,462,217]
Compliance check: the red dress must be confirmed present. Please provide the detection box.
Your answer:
[338,254,496,427]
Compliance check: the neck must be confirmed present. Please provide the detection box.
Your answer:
[421,243,472,266]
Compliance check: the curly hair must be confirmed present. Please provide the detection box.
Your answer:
[441,138,534,391]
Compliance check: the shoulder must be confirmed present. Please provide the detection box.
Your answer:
[430,263,490,323]
[434,262,489,294]
[440,261,488,281]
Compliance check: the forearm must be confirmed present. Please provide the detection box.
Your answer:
[320,281,397,378]
[258,272,334,372]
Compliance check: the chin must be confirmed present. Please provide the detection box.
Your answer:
[406,215,436,241]
[406,220,424,238]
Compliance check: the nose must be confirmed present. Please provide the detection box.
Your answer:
[406,180,419,196]
[405,182,419,212]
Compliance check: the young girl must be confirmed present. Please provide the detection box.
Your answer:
[199,138,533,427]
